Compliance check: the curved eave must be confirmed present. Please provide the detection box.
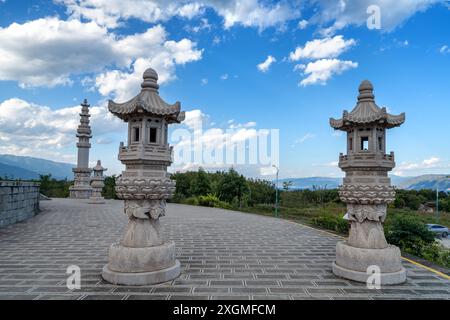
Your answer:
[330,112,405,130]
[108,92,182,121]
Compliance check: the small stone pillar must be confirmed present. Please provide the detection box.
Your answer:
[69,99,93,199]
[88,160,107,204]
[330,80,407,285]
[102,68,184,285]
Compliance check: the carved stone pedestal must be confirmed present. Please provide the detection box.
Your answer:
[102,197,180,285]
[332,192,406,285]
[332,242,406,285]
[69,168,92,199]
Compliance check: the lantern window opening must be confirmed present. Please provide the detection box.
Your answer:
[149,127,158,144]
[361,136,369,151]
[133,126,140,142]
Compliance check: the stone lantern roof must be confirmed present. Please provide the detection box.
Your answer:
[93,160,106,172]
[330,80,405,131]
[108,68,185,123]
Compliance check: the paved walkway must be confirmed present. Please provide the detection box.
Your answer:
[0,199,448,300]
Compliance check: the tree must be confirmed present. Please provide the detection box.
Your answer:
[247,178,276,206]
[282,181,293,192]
[218,168,248,207]
[38,174,71,198]
[103,175,117,199]
[189,167,212,196]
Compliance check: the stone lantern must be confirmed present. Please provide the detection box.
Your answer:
[69,99,93,199]
[88,160,107,204]
[102,68,184,285]
[330,80,406,284]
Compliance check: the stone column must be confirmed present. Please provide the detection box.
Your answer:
[69,99,93,199]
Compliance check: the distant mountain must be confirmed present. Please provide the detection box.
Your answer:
[278,177,341,190]
[0,162,40,180]
[0,154,74,180]
[396,174,450,191]
[278,175,450,191]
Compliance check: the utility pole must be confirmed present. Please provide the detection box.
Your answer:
[436,186,439,221]
[272,165,279,218]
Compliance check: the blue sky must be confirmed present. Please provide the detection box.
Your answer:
[0,0,449,178]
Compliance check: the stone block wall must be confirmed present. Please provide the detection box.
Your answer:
[0,181,40,228]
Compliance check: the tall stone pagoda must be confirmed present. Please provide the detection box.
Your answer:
[69,99,93,199]
[88,160,107,204]
[330,80,406,284]
[102,68,184,285]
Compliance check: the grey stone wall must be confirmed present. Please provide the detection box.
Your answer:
[0,181,40,228]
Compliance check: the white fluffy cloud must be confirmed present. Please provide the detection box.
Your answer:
[289,35,357,86]
[95,30,203,100]
[299,59,358,86]
[440,45,450,54]
[257,55,276,72]
[0,18,202,99]
[57,0,300,30]
[289,35,356,61]
[310,0,439,35]
[0,18,115,87]
[0,98,124,162]
[393,157,450,176]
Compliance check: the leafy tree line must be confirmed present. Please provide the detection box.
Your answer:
[393,189,450,212]
[21,174,118,199]
[13,172,448,213]
[171,168,275,208]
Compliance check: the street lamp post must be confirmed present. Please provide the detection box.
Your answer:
[436,186,439,221]
[272,165,279,218]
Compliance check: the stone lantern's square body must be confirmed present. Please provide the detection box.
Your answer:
[102,68,185,285]
[330,80,407,285]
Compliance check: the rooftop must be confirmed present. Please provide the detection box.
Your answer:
[108,68,185,123]
[330,80,406,131]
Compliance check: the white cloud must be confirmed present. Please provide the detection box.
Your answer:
[310,0,439,34]
[57,0,301,30]
[393,157,450,176]
[182,109,208,130]
[210,0,299,30]
[220,73,229,80]
[200,78,208,86]
[0,18,202,99]
[298,19,308,29]
[0,18,114,87]
[289,35,356,61]
[57,0,204,29]
[185,18,212,33]
[440,45,450,54]
[95,32,203,100]
[299,59,357,86]
[257,55,276,73]
[0,98,124,162]
[292,133,316,147]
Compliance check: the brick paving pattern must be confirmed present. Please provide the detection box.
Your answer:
[0,198,448,300]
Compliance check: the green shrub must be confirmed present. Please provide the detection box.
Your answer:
[384,214,435,256]
[312,214,349,234]
[197,194,232,209]
[181,196,199,206]
[419,243,450,268]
